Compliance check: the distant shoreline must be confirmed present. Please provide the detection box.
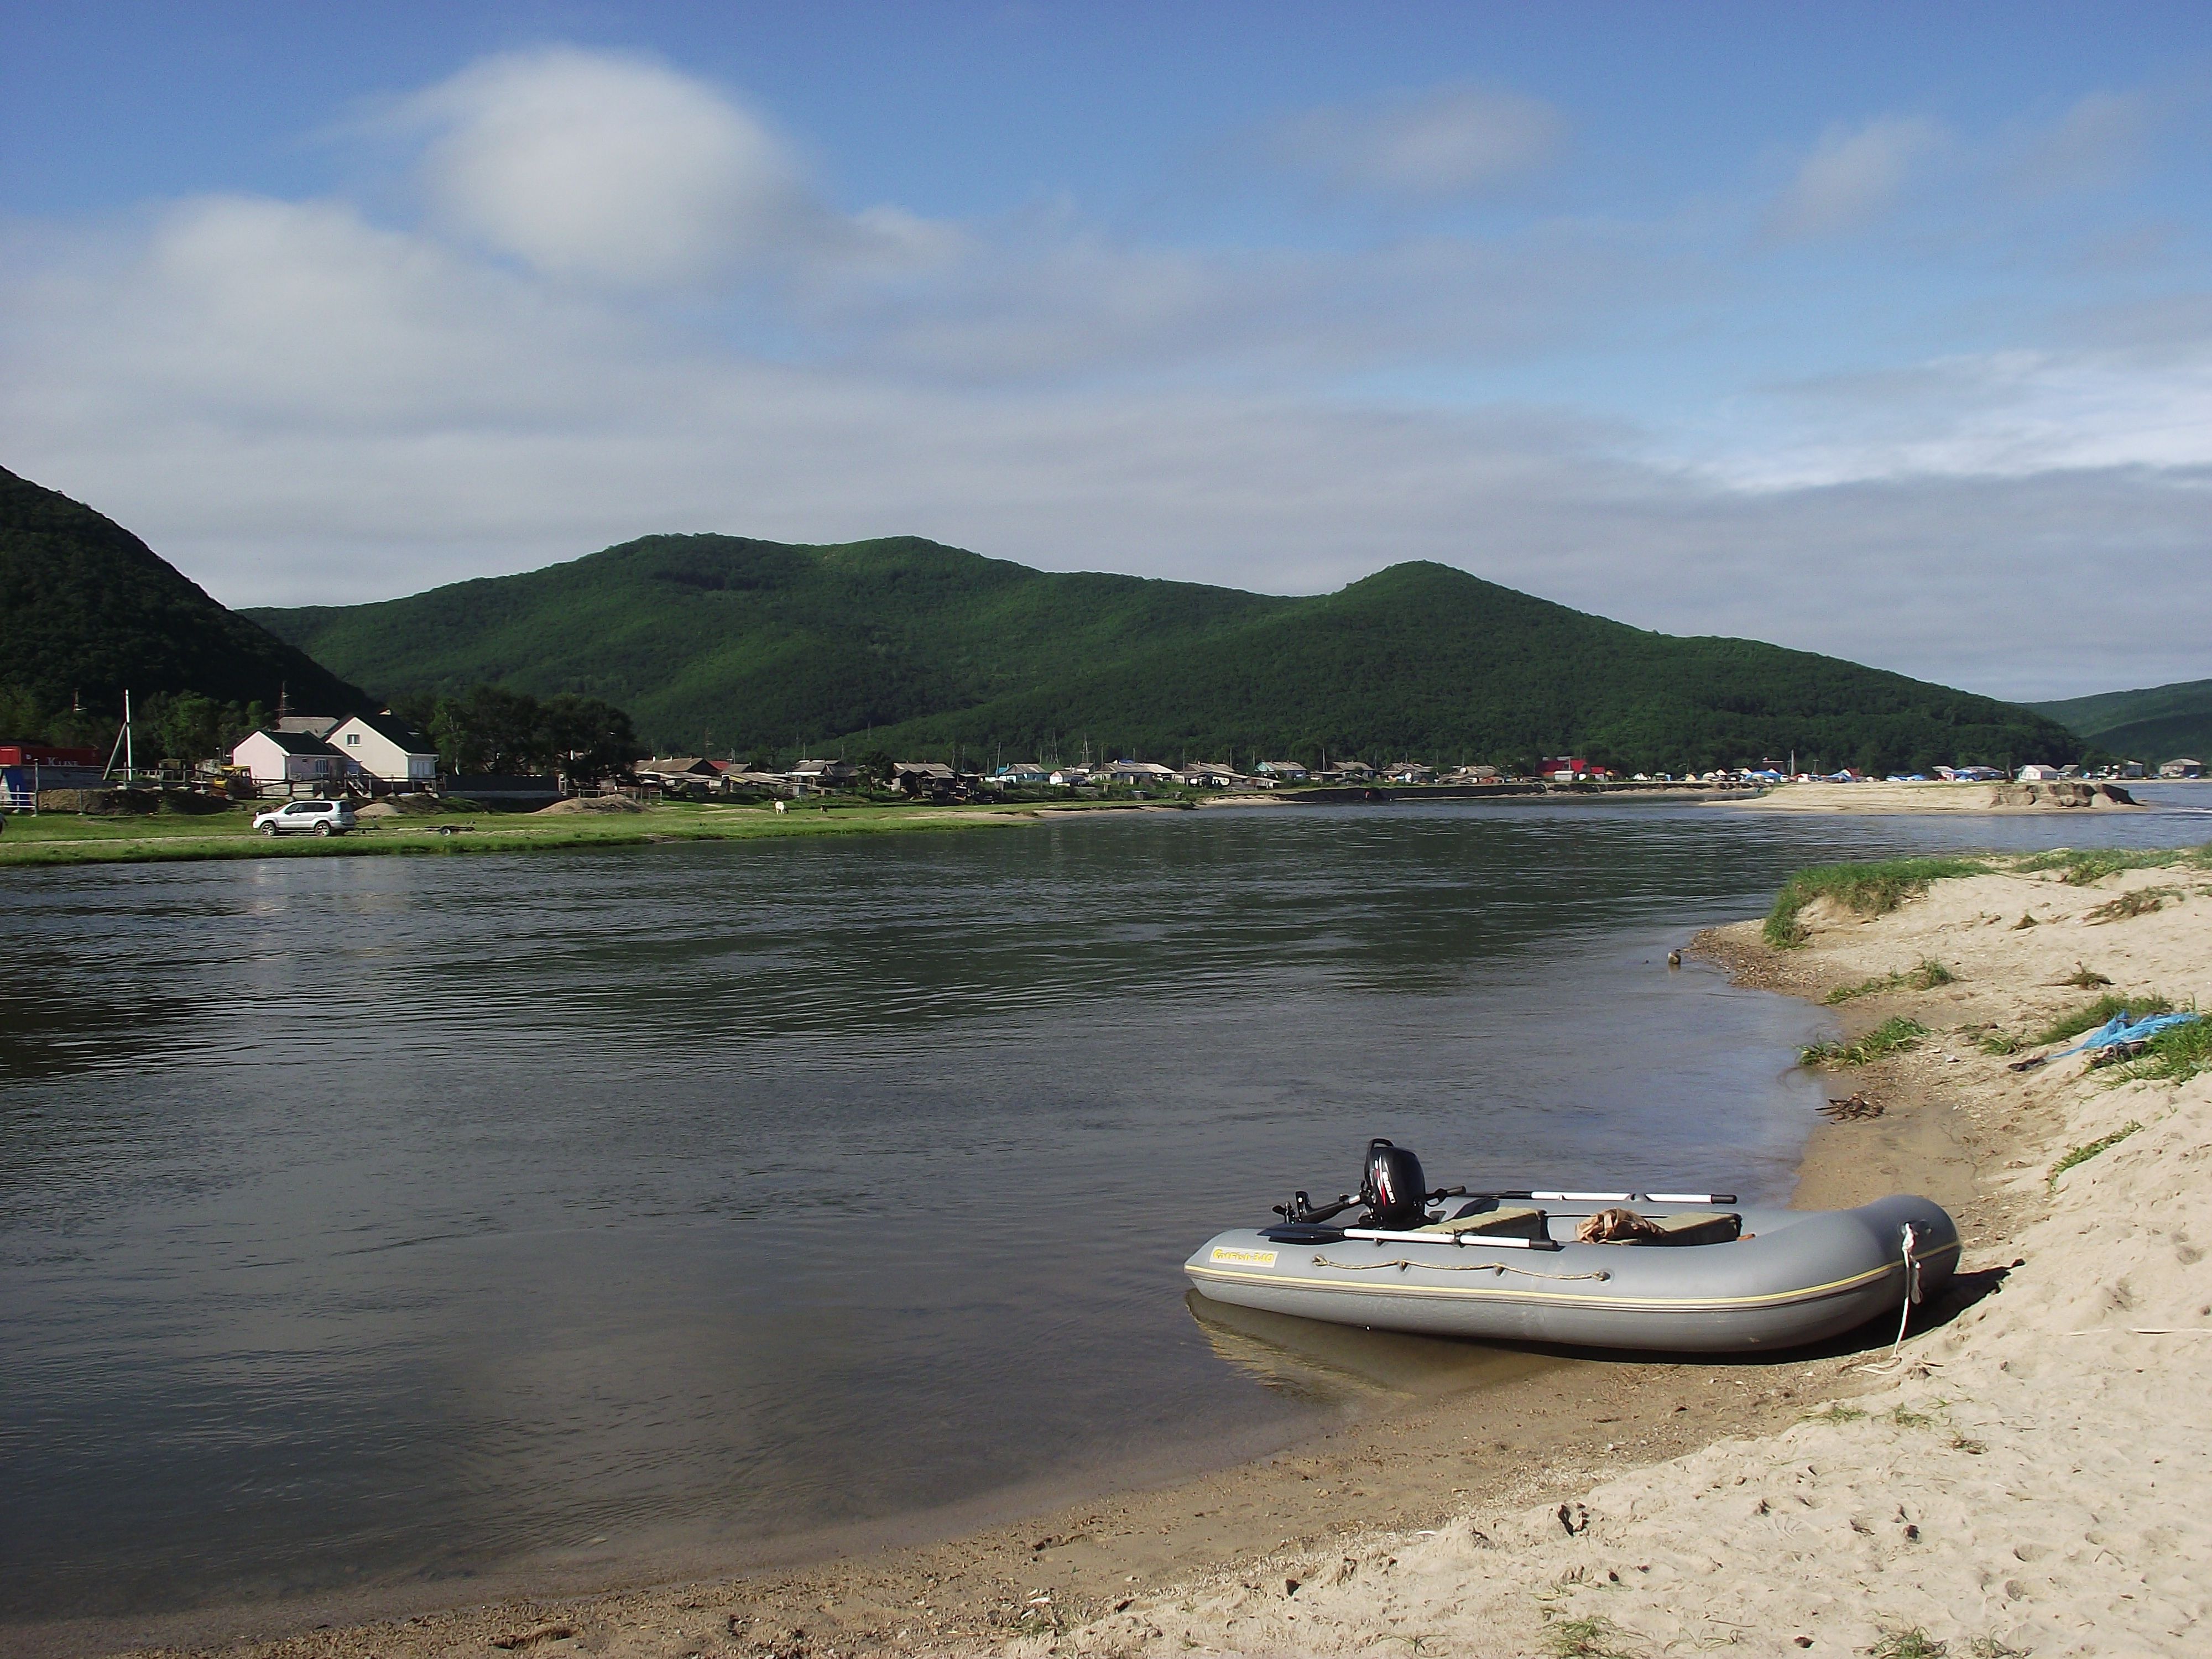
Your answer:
[2,776,2189,872]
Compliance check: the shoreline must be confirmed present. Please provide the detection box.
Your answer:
[22,850,2210,1657]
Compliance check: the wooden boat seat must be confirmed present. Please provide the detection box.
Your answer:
[1632,1211,1744,1246]
[1418,1204,1549,1240]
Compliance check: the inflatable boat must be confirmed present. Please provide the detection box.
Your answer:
[1185,1139,1959,1354]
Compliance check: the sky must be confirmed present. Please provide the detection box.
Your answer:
[3,1,2208,700]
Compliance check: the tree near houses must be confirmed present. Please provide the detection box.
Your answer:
[392,685,639,785]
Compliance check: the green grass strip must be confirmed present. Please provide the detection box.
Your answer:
[2110,1016,2212,1086]
[1764,857,1989,948]
[2031,992,2174,1048]
[1823,958,1956,1004]
[2012,845,2206,886]
[2048,1122,2143,1190]
[1800,1016,1929,1068]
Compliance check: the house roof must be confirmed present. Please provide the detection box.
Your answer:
[640,757,715,774]
[274,715,341,738]
[335,712,435,752]
[247,729,343,757]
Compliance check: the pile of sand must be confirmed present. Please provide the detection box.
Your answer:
[534,794,648,815]
[355,795,458,818]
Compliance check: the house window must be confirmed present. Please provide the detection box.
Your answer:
[346,733,359,745]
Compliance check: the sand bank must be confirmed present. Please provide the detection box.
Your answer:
[1720,779,2141,814]
[1000,855,2210,1657]
[67,857,2211,1659]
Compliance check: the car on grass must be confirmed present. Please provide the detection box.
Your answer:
[252,799,357,837]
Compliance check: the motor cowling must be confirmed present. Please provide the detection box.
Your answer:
[1363,1138,1428,1229]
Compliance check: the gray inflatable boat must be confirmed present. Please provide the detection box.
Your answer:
[1185,1139,1959,1354]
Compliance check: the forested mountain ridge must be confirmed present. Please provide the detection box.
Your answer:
[2030,678,2212,765]
[1,465,367,723]
[250,530,2079,775]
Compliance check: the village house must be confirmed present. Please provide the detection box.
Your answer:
[1382,761,1434,784]
[1104,760,1177,787]
[990,763,1054,786]
[1176,763,1244,788]
[326,713,439,788]
[2159,758,2203,778]
[1256,759,1308,781]
[1541,756,1610,781]
[231,729,345,789]
[891,760,971,799]
[786,759,860,790]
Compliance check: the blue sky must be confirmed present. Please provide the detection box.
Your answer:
[3,1,2208,696]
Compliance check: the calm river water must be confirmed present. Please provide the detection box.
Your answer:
[4,794,2204,1626]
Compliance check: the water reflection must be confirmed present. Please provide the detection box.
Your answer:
[1185,1290,1556,1406]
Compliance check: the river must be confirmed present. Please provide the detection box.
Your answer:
[3,792,2204,1627]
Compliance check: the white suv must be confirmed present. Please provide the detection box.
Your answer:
[252,799,358,837]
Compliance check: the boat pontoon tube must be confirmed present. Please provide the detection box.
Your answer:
[1186,1193,1959,1354]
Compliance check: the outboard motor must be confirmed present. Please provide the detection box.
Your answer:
[1271,1138,1460,1235]
[1362,1138,1427,1229]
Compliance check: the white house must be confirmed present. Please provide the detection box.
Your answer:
[326,713,439,786]
[2016,763,2063,782]
[2159,758,2202,779]
[232,729,344,787]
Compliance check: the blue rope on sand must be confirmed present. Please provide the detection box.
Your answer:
[2051,1010,2203,1059]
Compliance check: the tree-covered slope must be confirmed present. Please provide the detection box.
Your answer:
[2028,679,2212,764]
[865,561,2078,775]
[251,534,2079,774]
[249,532,1290,747]
[1,465,367,717]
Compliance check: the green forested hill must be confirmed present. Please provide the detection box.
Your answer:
[2028,679,2212,765]
[1,465,367,719]
[249,530,2077,775]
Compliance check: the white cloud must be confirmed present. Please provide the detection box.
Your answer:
[1696,324,2212,491]
[1269,84,1566,199]
[394,46,954,288]
[1765,115,1945,239]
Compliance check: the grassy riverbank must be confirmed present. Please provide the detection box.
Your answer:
[0,799,1048,869]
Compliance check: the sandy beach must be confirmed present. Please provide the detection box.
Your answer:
[1718,780,2144,814]
[51,848,2209,1659]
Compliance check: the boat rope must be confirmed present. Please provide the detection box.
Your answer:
[1310,1254,1613,1282]
[1855,1222,1923,1374]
